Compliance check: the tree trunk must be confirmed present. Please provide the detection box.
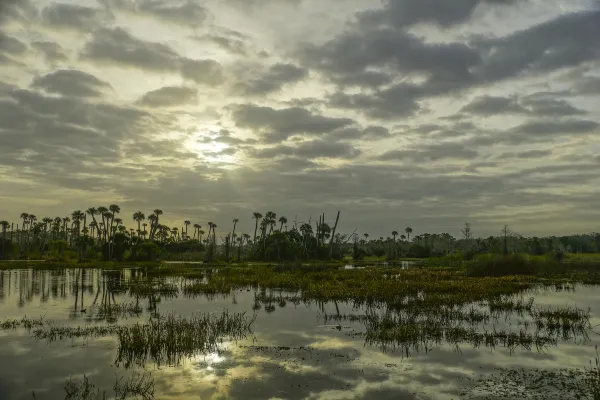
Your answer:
[328,211,340,258]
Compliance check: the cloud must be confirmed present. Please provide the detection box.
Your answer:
[80,27,224,85]
[473,10,600,81]
[250,139,361,160]
[196,34,248,55]
[232,104,354,142]
[512,119,598,136]
[41,3,111,31]
[179,58,224,85]
[31,69,112,97]
[31,41,68,63]
[136,86,197,107]
[81,27,180,70]
[378,142,479,162]
[358,0,523,29]
[237,63,308,95]
[0,30,27,55]
[103,0,209,28]
[461,95,526,115]
[461,95,587,116]
[329,125,392,141]
[327,84,423,119]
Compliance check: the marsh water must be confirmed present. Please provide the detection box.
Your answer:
[1,267,599,399]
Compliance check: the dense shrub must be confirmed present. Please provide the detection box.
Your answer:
[466,254,565,277]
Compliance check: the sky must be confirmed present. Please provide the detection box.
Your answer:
[0,0,599,238]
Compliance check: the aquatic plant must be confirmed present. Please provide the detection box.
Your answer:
[115,311,255,367]
[63,372,153,400]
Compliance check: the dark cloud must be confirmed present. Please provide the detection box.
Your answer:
[303,28,480,92]
[327,84,423,120]
[0,0,37,25]
[31,41,68,63]
[232,104,354,143]
[81,27,180,70]
[378,142,479,162]
[41,3,111,31]
[473,10,600,81]
[80,28,224,85]
[512,119,598,136]
[329,125,391,141]
[31,69,112,98]
[179,58,224,85]
[495,149,552,160]
[358,0,523,29]
[237,63,308,95]
[461,95,525,115]
[103,0,209,28]
[0,30,27,55]
[136,86,197,107]
[197,34,248,55]
[520,96,587,116]
[461,95,587,116]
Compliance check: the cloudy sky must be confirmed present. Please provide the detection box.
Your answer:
[1,0,599,238]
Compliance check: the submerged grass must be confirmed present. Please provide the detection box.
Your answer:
[115,311,255,367]
[63,372,154,400]
[1,311,255,368]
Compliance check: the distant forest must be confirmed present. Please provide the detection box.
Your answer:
[1,206,599,261]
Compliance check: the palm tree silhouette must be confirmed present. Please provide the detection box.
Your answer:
[133,212,145,238]
[184,220,190,238]
[405,227,413,242]
[252,213,262,242]
[278,216,288,231]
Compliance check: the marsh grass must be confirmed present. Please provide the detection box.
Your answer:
[363,312,558,354]
[0,315,45,330]
[128,281,179,298]
[115,311,255,367]
[63,372,153,400]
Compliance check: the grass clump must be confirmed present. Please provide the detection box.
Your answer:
[63,372,154,400]
[115,311,255,367]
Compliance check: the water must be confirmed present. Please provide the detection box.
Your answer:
[0,268,599,399]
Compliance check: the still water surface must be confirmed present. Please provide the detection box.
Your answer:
[0,268,598,399]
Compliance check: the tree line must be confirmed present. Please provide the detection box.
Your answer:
[1,207,598,261]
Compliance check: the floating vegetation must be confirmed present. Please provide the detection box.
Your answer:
[33,325,119,342]
[488,296,535,314]
[0,315,45,330]
[362,311,558,354]
[63,372,154,400]
[115,311,255,367]
[462,355,600,400]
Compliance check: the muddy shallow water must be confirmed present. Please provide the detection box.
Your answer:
[0,268,599,399]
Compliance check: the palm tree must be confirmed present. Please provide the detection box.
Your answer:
[150,209,163,239]
[252,212,262,242]
[86,208,98,233]
[184,220,190,238]
[392,231,398,259]
[193,224,201,239]
[147,214,157,240]
[62,217,70,242]
[97,206,108,241]
[132,212,145,238]
[405,227,413,242]
[278,216,288,231]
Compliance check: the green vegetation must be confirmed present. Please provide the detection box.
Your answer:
[1,311,255,368]
[115,311,255,367]
[61,372,154,400]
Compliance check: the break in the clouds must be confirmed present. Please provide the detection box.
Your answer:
[1,0,599,237]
